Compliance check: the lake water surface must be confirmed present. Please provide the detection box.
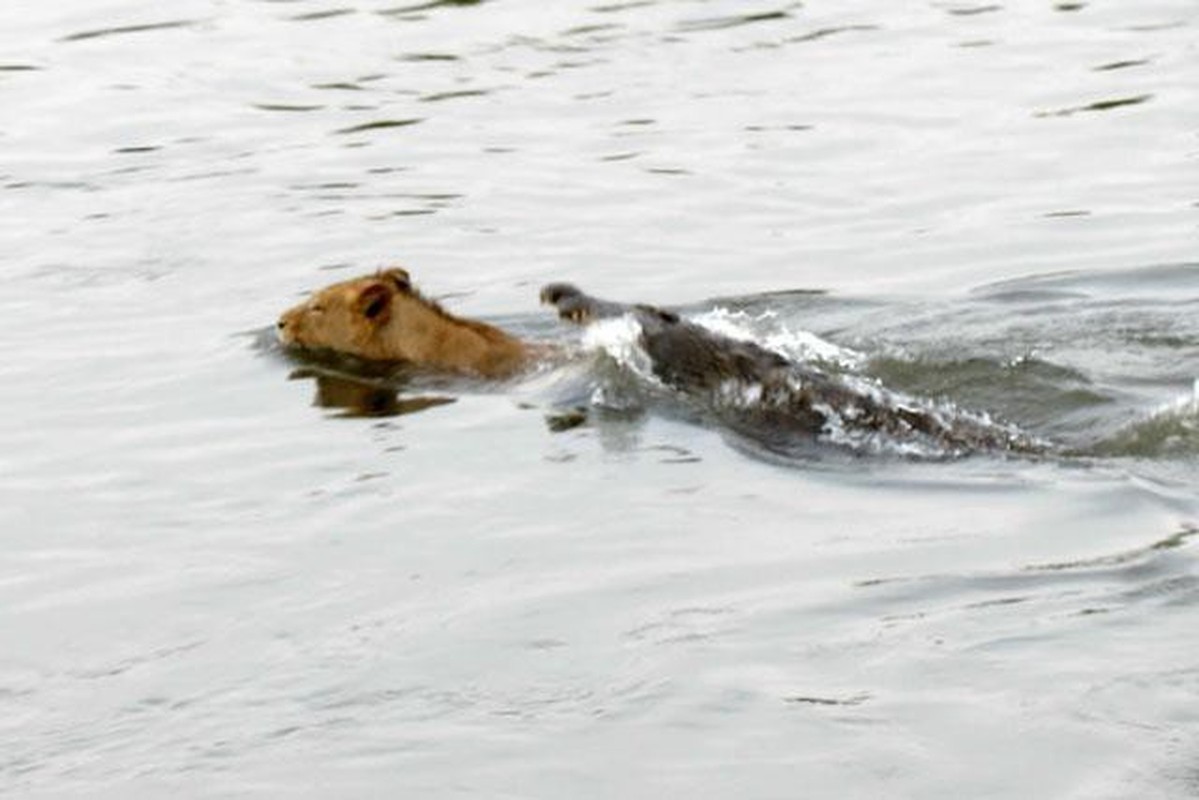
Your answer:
[2,1,1198,797]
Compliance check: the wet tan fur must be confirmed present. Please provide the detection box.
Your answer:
[277,268,534,378]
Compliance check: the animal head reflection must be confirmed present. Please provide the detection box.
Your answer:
[289,368,455,418]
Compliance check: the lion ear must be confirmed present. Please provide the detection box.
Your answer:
[379,267,411,293]
[356,282,393,324]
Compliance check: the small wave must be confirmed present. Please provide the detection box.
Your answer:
[580,308,860,399]
[60,19,199,42]
[1092,379,1199,458]
[581,315,659,383]
[579,315,662,411]
[866,352,1112,439]
[690,308,864,369]
[578,312,1039,459]
[675,9,792,33]
[808,377,1020,459]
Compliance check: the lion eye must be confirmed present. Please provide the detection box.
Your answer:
[309,303,325,314]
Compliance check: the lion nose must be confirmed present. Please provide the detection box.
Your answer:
[276,316,294,343]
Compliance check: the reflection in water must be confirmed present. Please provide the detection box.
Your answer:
[944,5,1003,17]
[271,260,1198,460]
[1035,93,1153,118]
[1027,524,1199,572]
[333,118,424,135]
[1089,387,1199,458]
[7,2,1199,795]
[378,0,486,17]
[59,19,198,43]
[675,10,793,34]
[855,523,1199,623]
[290,368,456,418]
[1093,58,1152,71]
[290,9,359,23]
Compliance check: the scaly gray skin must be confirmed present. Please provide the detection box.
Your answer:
[539,283,633,324]
[540,283,1045,456]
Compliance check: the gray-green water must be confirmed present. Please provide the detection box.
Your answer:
[2,1,1197,797]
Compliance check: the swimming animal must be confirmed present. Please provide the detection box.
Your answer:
[279,269,1042,456]
[277,267,534,378]
[539,283,1042,456]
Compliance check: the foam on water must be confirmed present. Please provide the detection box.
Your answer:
[580,314,660,384]
[577,314,663,410]
[6,0,1194,792]
[691,307,864,369]
[576,311,1036,458]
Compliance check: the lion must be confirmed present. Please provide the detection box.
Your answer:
[278,268,1042,455]
[277,267,534,378]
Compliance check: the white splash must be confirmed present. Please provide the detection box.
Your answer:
[580,314,655,378]
[1151,378,1199,418]
[1096,377,1199,457]
[690,307,864,369]
[578,314,663,409]
[572,307,1034,457]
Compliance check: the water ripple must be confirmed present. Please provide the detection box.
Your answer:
[333,118,423,135]
[1093,58,1152,72]
[1035,94,1154,118]
[419,88,491,103]
[943,4,1003,16]
[676,9,794,34]
[4,3,1197,795]
[290,8,358,22]
[253,103,325,113]
[378,0,485,18]
[60,19,199,43]
[787,25,879,44]
[397,52,460,62]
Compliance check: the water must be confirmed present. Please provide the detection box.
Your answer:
[2,1,1197,797]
